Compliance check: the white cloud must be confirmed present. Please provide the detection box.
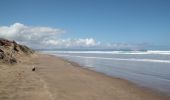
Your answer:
[0,23,146,50]
[0,23,100,49]
[0,23,64,48]
[0,23,63,41]
[44,38,100,48]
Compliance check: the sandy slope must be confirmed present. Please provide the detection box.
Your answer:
[0,54,169,100]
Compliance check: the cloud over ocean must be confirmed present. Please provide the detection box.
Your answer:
[0,23,146,50]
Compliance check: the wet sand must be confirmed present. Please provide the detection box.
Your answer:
[0,54,169,100]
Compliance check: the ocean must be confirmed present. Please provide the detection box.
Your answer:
[42,50,170,95]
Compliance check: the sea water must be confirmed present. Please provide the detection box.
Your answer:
[42,50,170,94]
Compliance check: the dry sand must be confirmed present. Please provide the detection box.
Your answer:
[0,54,169,100]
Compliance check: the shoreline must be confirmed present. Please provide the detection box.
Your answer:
[36,53,170,100]
[0,53,169,100]
[51,54,170,97]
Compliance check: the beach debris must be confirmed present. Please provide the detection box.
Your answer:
[32,65,35,71]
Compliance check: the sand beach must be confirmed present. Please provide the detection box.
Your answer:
[0,53,169,100]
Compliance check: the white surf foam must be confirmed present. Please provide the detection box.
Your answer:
[56,54,170,64]
[43,50,170,55]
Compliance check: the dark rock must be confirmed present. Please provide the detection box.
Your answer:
[32,67,35,71]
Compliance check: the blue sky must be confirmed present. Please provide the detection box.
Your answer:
[0,0,170,50]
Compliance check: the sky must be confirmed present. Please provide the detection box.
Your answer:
[0,0,170,50]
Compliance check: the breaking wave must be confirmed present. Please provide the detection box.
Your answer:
[56,54,170,63]
[43,50,170,55]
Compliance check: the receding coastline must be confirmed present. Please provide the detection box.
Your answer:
[38,54,170,100]
[0,39,170,100]
[0,53,169,100]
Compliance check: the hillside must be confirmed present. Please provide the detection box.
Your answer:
[0,38,34,64]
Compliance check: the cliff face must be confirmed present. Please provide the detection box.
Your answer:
[0,38,34,64]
